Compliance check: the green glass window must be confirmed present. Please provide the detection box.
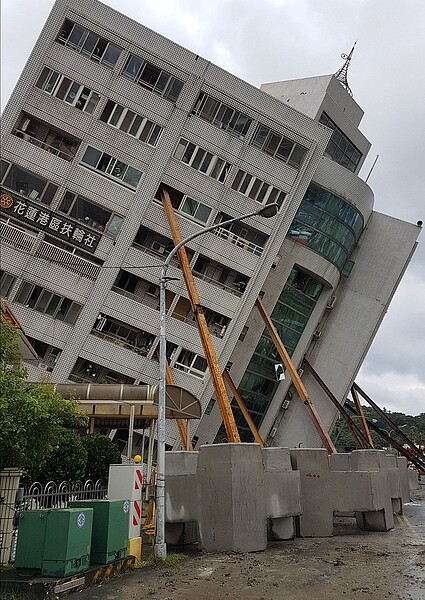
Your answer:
[286,183,363,271]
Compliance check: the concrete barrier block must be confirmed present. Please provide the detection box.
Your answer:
[397,457,411,503]
[408,469,419,492]
[290,449,333,537]
[197,443,267,552]
[268,517,295,540]
[350,449,386,471]
[264,470,301,518]
[262,447,292,471]
[165,451,199,522]
[330,453,352,471]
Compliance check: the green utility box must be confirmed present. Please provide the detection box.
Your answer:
[69,500,129,564]
[15,508,93,577]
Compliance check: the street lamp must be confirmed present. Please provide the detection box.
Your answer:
[155,202,279,559]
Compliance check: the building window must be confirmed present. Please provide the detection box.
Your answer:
[80,146,142,189]
[58,191,123,237]
[0,271,16,297]
[174,349,207,379]
[100,100,163,145]
[122,53,183,102]
[69,358,135,384]
[26,338,62,372]
[204,398,216,415]
[286,183,363,271]
[35,67,101,114]
[57,19,122,68]
[14,281,82,325]
[319,113,362,173]
[92,313,155,355]
[193,93,252,139]
[212,212,268,256]
[14,114,81,162]
[231,169,286,207]
[238,325,249,342]
[218,268,323,442]
[174,138,232,183]
[251,124,308,169]
[1,160,58,205]
[155,185,212,225]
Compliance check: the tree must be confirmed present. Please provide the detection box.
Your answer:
[0,321,87,474]
[81,432,122,483]
[31,430,88,484]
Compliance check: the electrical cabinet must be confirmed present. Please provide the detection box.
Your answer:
[69,499,129,564]
[14,508,93,577]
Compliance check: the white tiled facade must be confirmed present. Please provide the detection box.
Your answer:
[1,0,420,450]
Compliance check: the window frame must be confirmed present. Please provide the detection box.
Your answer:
[231,168,286,208]
[14,280,82,324]
[80,146,142,190]
[193,93,252,139]
[58,191,123,237]
[57,19,121,68]
[122,53,184,102]
[36,67,101,114]
[100,100,163,146]
[174,138,232,183]
[0,160,58,205]
[251,124,308,169]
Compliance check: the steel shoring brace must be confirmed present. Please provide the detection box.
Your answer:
[161,188,240,443]
[303,359,372,449]
[254,297,336,453]
[352,383,425,470]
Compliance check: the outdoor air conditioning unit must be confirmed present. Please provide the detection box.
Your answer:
[297,368,304,378]
[326,295,337,309]
[151,240,167,254]
[313,329,322,339]
[282,399,291,410]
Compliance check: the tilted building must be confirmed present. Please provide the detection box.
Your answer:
[0,0,420,451]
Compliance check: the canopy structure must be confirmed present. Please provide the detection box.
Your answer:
[53,383,201,429]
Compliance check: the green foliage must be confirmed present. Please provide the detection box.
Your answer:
[136,552,187,569]
[81,432,122,483]
[331,400,425,450]
[31,430,88,484]
[0,321,87,473]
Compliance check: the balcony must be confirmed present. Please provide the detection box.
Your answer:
[211,227,264,256]
[13,114,81,161]
[0,220,38,252]
[36,240,101,279]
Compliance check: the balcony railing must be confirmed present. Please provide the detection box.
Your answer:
[36,241,101,280]
[14,129,78,161]
[0,221,38,252]
[192,270,244,297]
[211,227,264,256]
[91,329,153,355]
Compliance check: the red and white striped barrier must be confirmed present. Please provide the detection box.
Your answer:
[108,464,143,538]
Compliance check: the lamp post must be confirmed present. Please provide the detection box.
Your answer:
[155,203,279,559]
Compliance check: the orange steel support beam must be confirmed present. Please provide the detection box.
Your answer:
[351,386,374,448]
[223,369,265,448]
[161,189,240,443]
[254,297,336,454]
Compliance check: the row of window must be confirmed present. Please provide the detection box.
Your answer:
[319,112,362,173]
[80,146,143,189]
[155,185,212,224]
[53,20,370,179]
[193,92,252,139]
[36,67,101,114]
[174,138,231,183]
[286,183,363,271]
[1,160,123,238]
[100,100,163,145]
[222,269,323,442]
[58,19,122,68]
[252,124,308,169]
[13,280,82,324]
[231,169,287,207]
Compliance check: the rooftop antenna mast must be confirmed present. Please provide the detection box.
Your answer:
[334,42,356,97]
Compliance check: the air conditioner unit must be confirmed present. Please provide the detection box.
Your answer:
[313,330,322,339]
[151,240,167,254]
[282,399,291,410]
[269,426,278,438]
[326,295,337,309]
[297,368,304,378]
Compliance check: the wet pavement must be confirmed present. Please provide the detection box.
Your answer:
[402,475,425,540]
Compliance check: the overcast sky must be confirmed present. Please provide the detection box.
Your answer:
[2,0,424,416]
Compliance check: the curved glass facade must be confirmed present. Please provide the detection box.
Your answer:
[216,269,323,443]
[287,183,363,271]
